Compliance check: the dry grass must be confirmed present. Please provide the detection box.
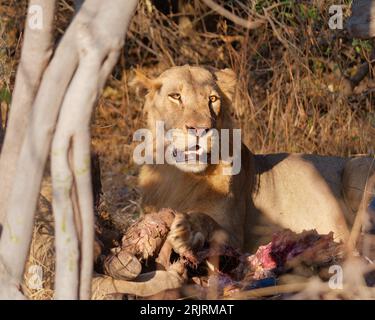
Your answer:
[126,0,374,154]
[0,0,374,299]
[1,0,374,166]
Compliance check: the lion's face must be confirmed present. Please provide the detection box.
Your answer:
[134,65,236,173]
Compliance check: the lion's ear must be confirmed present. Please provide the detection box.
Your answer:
[129,69,162,96]
[215,68,237,101]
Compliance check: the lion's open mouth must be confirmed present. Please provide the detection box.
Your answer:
[172,145,209,163]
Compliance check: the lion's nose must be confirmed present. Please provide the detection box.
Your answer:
[185,125,210,137]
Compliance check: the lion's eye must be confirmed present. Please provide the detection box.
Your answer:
[168,93,181,101]
[209,95,219,103]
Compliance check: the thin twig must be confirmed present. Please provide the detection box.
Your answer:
[202,0,266,30]
[226,283,309,300]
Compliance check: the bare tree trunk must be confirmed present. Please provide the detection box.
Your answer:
[51,20,125,299]
[0,0,138,299]
[0,0,56,300]
[0,0,56,226]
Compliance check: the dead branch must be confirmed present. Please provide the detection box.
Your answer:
[202,0,265,30]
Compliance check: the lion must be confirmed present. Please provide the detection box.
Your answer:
[133,65,375,255]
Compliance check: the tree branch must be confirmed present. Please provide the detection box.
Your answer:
[0,0,56,226]
[0,0,138,299]
[51,20,124,299]
[202,0,265,30]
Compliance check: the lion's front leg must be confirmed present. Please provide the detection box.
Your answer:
[167,212,224,264]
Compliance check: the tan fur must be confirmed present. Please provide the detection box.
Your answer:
[135,65,375,254]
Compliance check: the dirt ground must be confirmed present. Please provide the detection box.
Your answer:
[0,0,374,299]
